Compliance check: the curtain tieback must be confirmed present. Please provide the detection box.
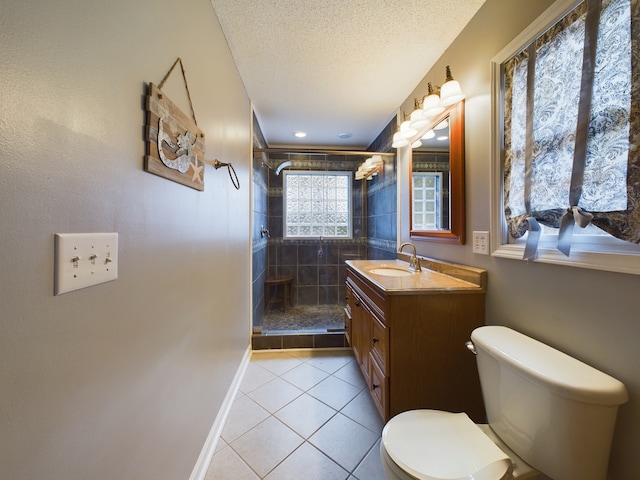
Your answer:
[558,206,594,256]
[523,217,541,261]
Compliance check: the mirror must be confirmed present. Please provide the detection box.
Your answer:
[409,101,465,244]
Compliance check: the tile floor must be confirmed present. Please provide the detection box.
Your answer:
[205,348,387,480]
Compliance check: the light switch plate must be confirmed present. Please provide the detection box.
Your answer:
[54,233,118,295]
[472,231,490,255]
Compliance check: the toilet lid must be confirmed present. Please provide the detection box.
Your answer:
[381,410,511,480]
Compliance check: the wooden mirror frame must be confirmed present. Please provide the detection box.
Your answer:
[409,101,465,244]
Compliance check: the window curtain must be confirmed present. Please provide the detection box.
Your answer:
[503,0,640,258]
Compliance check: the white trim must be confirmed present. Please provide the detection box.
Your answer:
[189,345,252,480]
[490,0,640,276]
[492,243,640,276]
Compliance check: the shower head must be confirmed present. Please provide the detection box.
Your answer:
[275,161,292,175]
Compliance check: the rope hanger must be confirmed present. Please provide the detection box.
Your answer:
[157,58,240,190]
[158,58,198,126]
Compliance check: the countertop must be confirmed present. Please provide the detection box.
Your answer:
[346,259,485,294]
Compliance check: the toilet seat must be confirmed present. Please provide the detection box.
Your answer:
[381,410,512,480]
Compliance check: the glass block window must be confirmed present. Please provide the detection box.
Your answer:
[412,173,443,230]
[283,171,352,238]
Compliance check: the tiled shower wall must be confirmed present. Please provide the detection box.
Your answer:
[265,153,368,309]
[366,117,398,260]
[251,116,398,332]
[252,117,268,332]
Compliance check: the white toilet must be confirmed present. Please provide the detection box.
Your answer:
[380,326,628,480]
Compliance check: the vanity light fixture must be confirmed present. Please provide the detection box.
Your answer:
[422,83,446,118]
[355,155,383,180]
[399,119,417,139]
[392,132,410,148]
[439,66,465,106]
[392,65,465,150]
[408,98,429,130]
[434,119,449,130]
[421,130,435,140]
[408,83,445,130]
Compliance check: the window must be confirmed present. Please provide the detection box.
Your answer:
[491,0,640,274]
[412,173,443,230]
[283,171,352,238]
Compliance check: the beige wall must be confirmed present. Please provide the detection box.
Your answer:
[398,1,640,479]
[0,0,251,479]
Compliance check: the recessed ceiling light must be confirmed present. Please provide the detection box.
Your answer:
[338,132,352,139]
[293,131,307,138]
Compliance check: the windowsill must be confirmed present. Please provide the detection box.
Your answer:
[492,243,640,276]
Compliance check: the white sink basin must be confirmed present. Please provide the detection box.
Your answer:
[368,268,414,277]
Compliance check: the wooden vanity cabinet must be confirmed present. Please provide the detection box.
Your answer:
[345,265,486,423]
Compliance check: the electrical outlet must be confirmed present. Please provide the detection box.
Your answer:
[472,231,490,255]
[55,233,118,295]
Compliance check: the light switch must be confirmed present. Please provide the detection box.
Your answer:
[472,231,490,255]
[54,233,118,295]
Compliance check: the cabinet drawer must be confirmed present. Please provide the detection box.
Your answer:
[370,313,389,375]
[369,353,388,420]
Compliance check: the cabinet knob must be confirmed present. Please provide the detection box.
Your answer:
[372,337,379,344]
[372,383,379,390]
[355,301,361,307]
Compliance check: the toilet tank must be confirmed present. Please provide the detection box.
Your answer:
[471,326,628,480]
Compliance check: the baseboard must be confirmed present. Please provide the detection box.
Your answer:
[189,345,252,480]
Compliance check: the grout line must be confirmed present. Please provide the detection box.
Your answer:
[214,349,382,479]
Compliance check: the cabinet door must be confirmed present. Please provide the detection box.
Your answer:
[344,306,352,346]
[344,286,353,345]
[358,302,371,378]
[370,313,389,375]
[369,352,388,420]
[347,285,363,365]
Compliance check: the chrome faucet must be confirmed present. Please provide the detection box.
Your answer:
[399,242,422,272]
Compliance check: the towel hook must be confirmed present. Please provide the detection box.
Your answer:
[209,159,240,190]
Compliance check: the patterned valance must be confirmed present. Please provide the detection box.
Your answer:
[503,0,640,258]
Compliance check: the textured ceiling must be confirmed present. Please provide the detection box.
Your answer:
[210,1,486,148]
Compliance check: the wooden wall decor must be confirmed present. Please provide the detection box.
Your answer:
[144,82,205,191]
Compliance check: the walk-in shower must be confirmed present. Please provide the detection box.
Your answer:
[251,148,397,348]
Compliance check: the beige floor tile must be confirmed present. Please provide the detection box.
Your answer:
[239,362,277,394]
[264,442,349,480]
[333,360,367,389]
[214,437,228,454]
[274,393,337,438]
[205,445,260,480]
[352,439,386,480]
[280,362,330,391]
[308,375,363,410]
[305,350,355,373]
[247,377,303,413]
[211,349,386,479]
[341,389,384,434]
[221,395,271,443]
[308,413,379,472]
[251,352,304,376]
[230,416,304,477]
